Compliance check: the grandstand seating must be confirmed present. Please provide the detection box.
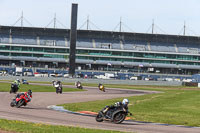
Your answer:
[77,39,93,48]
[150,42,176,52]
[0,34,9,43]
[2,33,200,56]
[12,35,37,45]
[111,43,121,50]
[95,39,112,49]
[40,36,65,46]
[176,43,200,54]
[123,41,147,51]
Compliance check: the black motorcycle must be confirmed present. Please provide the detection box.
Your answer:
[54,83,62,94]
[10,83,19,94]
[76,82,83,89]
[96,106,131,124]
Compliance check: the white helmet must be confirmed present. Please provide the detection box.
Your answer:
[122,99,129,105]
[17,79,20,83]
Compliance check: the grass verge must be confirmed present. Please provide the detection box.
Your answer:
[0,119,127,133]
[60,85,200,127]
[0,82,84,92]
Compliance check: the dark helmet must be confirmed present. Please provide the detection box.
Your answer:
[28,89,32,95]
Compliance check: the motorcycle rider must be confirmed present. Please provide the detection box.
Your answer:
[102,98,131,118]
[98,83,105,92]
[52,80,62,87]
[15,90,32,106]
[75,81,81,87]
[56,80,62,87]
[10,79,21,93]
[98,83,102,88]
[14,79,21,88]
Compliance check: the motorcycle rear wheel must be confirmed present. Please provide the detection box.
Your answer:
[60,88,62,94]
[10,101,15,107]
[96,113,104,122]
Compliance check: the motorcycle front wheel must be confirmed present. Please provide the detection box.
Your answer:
[16,99,25,108]
[112,112,126,124]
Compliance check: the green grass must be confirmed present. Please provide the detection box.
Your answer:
[0,119,127,133]
[0,82,84,92]
[61,85,200,127]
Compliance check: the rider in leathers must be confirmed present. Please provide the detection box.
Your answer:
[15,90,32,106]
[102,99,131,118]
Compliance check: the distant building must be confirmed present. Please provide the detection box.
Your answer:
[0,25,200,75]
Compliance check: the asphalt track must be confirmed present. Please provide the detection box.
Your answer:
[0,84,199,133]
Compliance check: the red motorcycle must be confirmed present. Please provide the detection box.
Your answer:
[10,92,32,108]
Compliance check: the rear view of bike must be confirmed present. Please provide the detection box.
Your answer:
[10,84,19,94]
[56,86,62,94]
[77,83,83,89]
[99,85,105,92]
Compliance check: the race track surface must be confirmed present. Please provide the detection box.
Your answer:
[0,84,199,133]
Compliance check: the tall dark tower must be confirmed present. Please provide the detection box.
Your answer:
[69,3,78,76]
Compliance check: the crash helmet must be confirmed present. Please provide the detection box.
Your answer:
[27,89,32,95]
[122,99,129,106]
[17,79,20,83]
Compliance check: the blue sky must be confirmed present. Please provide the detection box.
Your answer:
[0,0,200,36]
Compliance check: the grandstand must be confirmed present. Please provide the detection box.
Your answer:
[0,25,200,75]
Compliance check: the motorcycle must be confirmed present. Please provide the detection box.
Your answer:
[10,83,19,94]
[22,79,29,84]
[10,94,30,108]
[76,82,83,89]
[99,84,105,92]
[55,84,62,94]
[96,106,131,124]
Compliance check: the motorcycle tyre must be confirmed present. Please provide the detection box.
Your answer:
[112,112,126,124]
[60,88,62,94]
[96,113,104,122]
[10,101,15,107]
[16,99,25,108]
